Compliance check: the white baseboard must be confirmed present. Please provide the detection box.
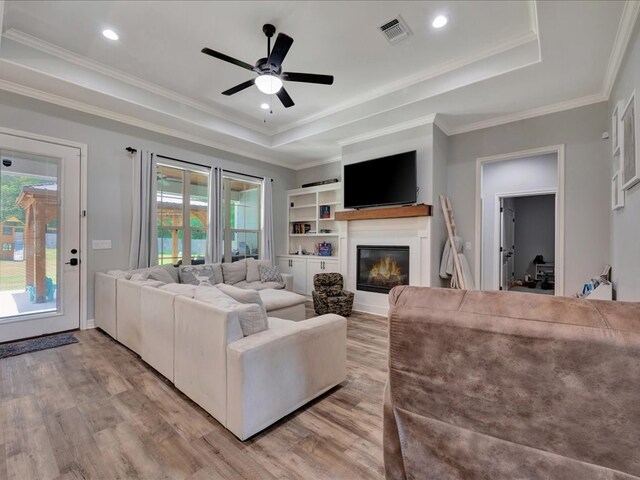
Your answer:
[85,318,96,329]
[353,302,388,317]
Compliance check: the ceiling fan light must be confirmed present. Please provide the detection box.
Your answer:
[255,74,283,94]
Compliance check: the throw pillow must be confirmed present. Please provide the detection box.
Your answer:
[179,263,223,285]
[246,258,272,283]
[233,303,269,336]
[159,264,180,283]
[222,259,248,284]
[145,267,176,284]
[193,285,267,336]
[259,265,283,283]
[216,283,267,317]
[107,270,132,279]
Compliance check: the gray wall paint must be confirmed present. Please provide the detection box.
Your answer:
[342,124,433,205]
[481,154,557,290]
[513,194,556,281]
[609,19,640,301]
[0,91,297,321]
[448,102,610,296]
[431,124,449,287]
[295,161,341,188]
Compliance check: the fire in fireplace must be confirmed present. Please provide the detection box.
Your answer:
[357,245,409,294]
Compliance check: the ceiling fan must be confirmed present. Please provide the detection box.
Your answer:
[201,24,334,108]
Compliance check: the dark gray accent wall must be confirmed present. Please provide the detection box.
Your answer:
[513,194,556,281]
[0,90,297,321]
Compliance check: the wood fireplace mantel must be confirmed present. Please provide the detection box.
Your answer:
[334,204,432,221]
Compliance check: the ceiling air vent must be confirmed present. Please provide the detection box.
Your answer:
[379,16,412,44]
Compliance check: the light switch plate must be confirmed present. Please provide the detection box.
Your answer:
[92,240,112,250]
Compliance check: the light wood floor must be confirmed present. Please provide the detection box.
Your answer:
[0,303,388,480]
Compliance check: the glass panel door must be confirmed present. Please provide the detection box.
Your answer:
[0,133,81,342]
[0,150,60,318]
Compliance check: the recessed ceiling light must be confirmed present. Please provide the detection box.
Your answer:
[432,15,448,29]
[260,103,270,110]
[102,29,119,41]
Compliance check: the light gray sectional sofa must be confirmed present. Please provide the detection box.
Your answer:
[94,258,347,440]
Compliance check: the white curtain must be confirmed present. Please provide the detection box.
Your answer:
[129,150,157,268]
[261,177,275,261]
[207,167,223,263]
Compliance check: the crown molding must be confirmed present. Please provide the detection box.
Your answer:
[448,93,606,136]
[337,114,437,147]
[277,30,539,134]
[0,78,297,169]
[2,29,273,136]
[602,0,640,99]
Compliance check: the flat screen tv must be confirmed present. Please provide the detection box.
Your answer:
[343,150,417,209]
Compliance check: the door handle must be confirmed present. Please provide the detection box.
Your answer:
[65,258,79,266]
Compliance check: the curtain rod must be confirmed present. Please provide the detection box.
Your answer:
[126,149,273,182]
[223,168,273,182]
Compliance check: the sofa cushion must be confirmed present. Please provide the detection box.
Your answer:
[179,263,223,285]
[159,283,197,297]
[234,280,286,291]
[259,265,283,283]
[259,289,306,311]
[246,258,272,283]
[267,317,297,330]
[128,279,166,287]
[193,285,267,336]
[222,259,248,284]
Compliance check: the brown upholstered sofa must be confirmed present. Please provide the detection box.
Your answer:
[384,286,640,480]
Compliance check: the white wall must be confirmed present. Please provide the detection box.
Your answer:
[448,102,610,296]
[609,18,640,301]
[481,154,557,290]
[0,90,297,321]
[513,194,556,280]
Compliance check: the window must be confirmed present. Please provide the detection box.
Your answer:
[156,161,209,265]
[222,175,262,262]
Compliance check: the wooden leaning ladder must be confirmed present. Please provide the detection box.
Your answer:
[439,194,467,290]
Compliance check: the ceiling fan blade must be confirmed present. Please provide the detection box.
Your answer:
[276,87,295,108]
[282,72,334,85]
[201,47,255,71]
[222,79,255,96]
[267,33,293,68]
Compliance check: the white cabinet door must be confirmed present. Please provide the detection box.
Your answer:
[306,259,340,295]
[277,257,307,294]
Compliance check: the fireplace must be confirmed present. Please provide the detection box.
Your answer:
[357,245,410,294]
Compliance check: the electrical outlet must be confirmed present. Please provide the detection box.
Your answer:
[464,241,472,251]
[92,240,112,250]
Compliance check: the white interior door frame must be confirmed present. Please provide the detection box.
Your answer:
[475,145,565,296]
[493,189,557,291]
[0,125,88,329]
